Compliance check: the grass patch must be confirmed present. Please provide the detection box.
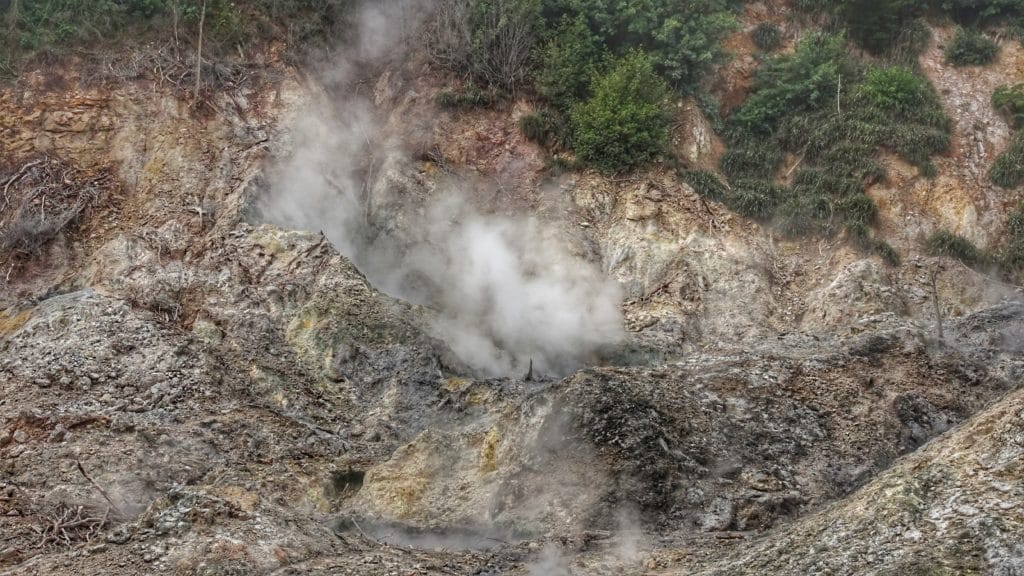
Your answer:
[435,87,491,109]
[1000,204,1024,278]
[925,230,987,267]
[993,84,1024,130]
[990,132,1024,189]
[679,169,729,202]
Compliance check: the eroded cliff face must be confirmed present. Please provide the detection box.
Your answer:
[1,3,1023,575]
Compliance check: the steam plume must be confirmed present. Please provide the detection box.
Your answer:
[259,0,623,377]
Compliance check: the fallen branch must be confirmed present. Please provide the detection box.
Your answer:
[1,159,44,212]
[75,460,125,519]
[34,504,109,548]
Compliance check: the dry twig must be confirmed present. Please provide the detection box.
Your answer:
[33,504,109,548]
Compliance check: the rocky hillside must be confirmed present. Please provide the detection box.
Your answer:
[1,0,1023,574]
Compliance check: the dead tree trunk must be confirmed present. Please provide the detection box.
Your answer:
[929,269,944,342]
[193,0,206,104]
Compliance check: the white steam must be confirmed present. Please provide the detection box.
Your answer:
[527,544,571,576]
[259,0,623,377]
[395,196,624,376]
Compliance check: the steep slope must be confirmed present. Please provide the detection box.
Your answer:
[2,1,1024,575]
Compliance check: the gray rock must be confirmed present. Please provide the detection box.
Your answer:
[700,498,736,532]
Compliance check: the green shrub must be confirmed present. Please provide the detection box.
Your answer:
[1006,203,1024,240]
[1,0,258,54]
[836,0,924,54]
[993,84,1024,130]
[919,160,938,178]
[539,0,736,91]
[729,33,848,135]
[536,14,607,108]
[0,54,14,80]
[751,22,782,52]
[253,0,358,58]
[944,28,998,66]
[519,112,548,142]
[847,222,900,264]
[860,66,930,114]
[990,132,1024,188]
[925,230,987,266]
[570,51,670,173]
[945,0,1024,22]
[696,89,725,132]
[519,108,572,149]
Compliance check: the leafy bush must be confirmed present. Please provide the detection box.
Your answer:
[944,27,998,66]
[791,0,926,55]
[751,22,782,52]
[519,112,548,142]
[888,18,932,64]
[570,51,670,173]
[540,0,736,91]
[835,0,924,54]
[536,14,607,109]
[861,66,930,114]
[925,230,987,266]
[944,0,1024,22]
[990,132,1024,188]
[838,193,878,227]
[993,84,1024,130]
[248,0,358,59]
[728,33,847,135]
[519,108,572,149]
